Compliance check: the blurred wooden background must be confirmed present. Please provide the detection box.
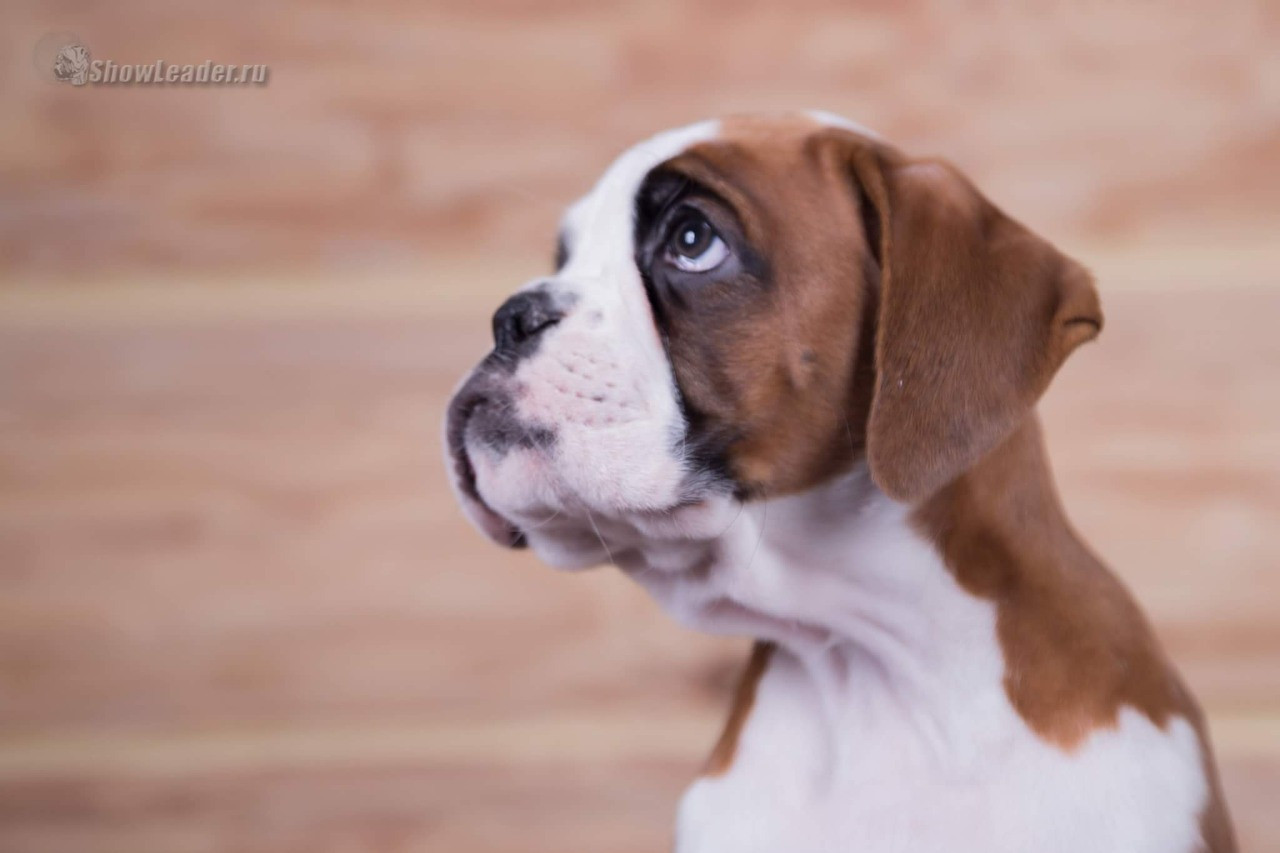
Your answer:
[1,1,1278,851]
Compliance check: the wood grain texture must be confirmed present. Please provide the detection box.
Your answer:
[2,1,1277,276]
[3,3,1279,848]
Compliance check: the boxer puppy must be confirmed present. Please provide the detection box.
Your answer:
[445,113,1234,853]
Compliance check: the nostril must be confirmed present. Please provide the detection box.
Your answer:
[518,303,559,340]
[492,290,563,354]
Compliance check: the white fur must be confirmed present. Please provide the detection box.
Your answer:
[449,114,1211,852]
[658,472,1208,853]
[807,109,882,140]
[465,119,721,569]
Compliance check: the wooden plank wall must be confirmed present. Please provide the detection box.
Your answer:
[1,1,1278,850]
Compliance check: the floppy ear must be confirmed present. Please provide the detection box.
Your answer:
[848,145,1102,503]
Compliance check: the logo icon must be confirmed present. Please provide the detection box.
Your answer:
[53,42,91,86]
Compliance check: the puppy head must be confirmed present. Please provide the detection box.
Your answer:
[445,113,1101,566]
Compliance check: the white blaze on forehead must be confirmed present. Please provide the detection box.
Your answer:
[541,121,723,504]
[559,119,721,277]
[551,121,722,442]
[488,119,723,532]
[806,109,881,140]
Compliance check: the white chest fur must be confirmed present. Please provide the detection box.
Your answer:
[676,657,1205,853]
[614,473,1209,853]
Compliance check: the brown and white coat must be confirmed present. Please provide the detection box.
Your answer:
[445,113,1235,853]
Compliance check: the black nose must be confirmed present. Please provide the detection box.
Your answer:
[492,289,562,356]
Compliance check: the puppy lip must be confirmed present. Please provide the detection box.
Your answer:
[445,381,527,550]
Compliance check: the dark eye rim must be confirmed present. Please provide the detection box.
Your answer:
[634,171,754,284]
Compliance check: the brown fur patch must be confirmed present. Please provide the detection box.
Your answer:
[915,418,1181,744]
[913,417,1235,849]
[655,117,880,497]
[653,117,1100,501]
[848,146,1102,502]
[647,118,1232,843]
[1191,699,1238,852]
[703,641,774,777]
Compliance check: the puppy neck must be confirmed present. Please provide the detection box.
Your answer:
[627,417,1104,760]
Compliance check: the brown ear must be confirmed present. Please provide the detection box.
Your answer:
[849,145,1102,503]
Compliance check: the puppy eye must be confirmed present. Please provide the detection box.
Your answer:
[664,211,729,273]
